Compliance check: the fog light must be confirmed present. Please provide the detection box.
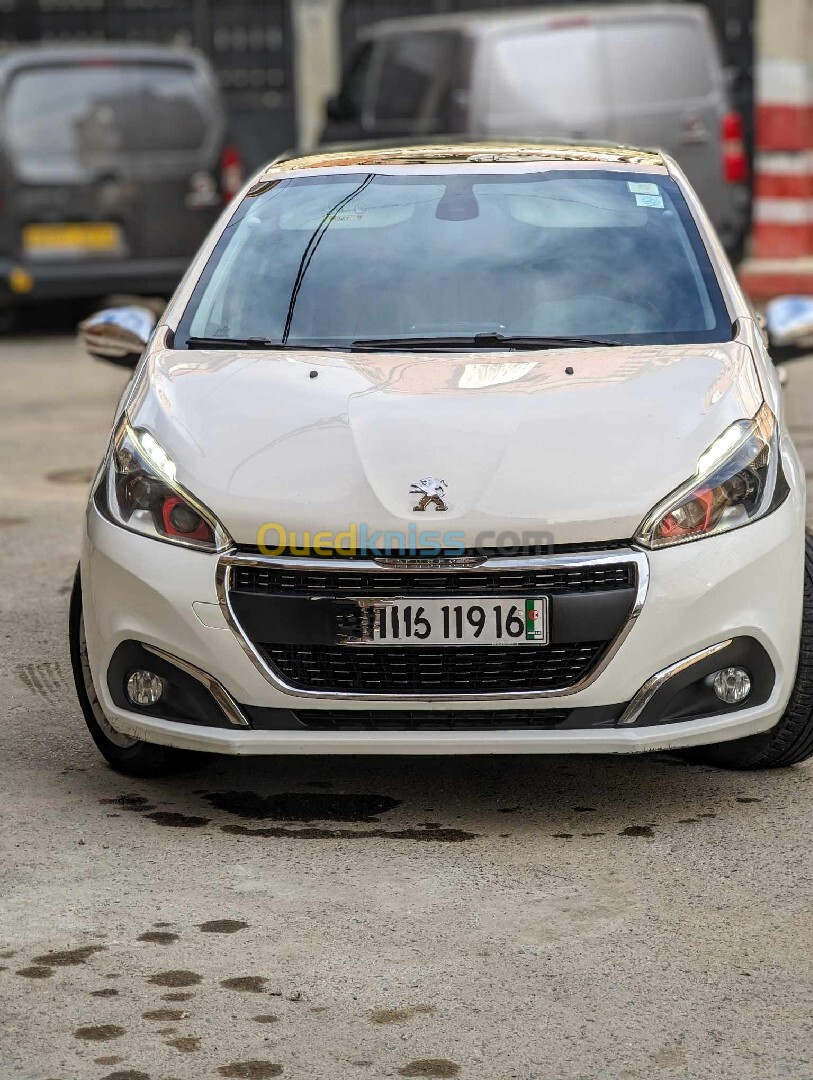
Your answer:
[711,667,751,705]
[126,669,164,707]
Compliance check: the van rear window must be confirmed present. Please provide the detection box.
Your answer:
[5,62,208,181]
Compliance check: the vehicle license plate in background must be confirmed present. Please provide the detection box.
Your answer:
[22,222,124,258]
[363,597,549,646]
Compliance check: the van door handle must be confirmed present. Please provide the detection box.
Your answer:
[680,114,710,145]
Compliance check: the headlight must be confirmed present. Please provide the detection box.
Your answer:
[636,403,784,549]
[95,416,232,552]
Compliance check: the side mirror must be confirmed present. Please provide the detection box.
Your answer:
[78,306,157,368]
[765,296,813,362]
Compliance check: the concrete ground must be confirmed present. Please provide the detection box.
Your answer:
[1,322,812,1080]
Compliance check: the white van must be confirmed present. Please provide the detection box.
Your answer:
[323,4,748,254]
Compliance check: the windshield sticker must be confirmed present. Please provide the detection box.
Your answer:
[628,182,660,196]
[635,193,665,209]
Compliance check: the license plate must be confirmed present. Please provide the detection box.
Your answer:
[22,222,124,258]
[356,596,549,646]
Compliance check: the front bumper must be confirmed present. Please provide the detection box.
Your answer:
[80,493,806,755]
[0,255,190,305]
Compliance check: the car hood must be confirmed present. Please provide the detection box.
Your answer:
[130,340,763,549]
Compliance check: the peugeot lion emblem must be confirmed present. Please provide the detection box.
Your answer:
[411,476,448,512]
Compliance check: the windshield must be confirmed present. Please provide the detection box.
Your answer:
[5,62,208,182]
[177,169,731,349]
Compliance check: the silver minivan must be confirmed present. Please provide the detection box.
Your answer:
[323,3,748,253]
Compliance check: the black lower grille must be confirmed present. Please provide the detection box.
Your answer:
[261,643,605,694]
[293,709,572,730]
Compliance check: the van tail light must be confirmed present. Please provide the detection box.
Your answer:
[220,145,244,203]
[722,112,748,183]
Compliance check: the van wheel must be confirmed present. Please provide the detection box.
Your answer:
[684,532,813,769]
[69,568,197,778]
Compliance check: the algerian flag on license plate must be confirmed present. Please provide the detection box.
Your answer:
[524,598,549,643]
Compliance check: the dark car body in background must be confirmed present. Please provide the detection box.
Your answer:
[0,43,242,311]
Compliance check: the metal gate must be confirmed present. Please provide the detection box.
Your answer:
[1,0,296,167]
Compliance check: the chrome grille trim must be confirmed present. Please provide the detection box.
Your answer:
[216,549,649,702]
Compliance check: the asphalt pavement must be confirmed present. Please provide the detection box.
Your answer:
[1,321,812,1080]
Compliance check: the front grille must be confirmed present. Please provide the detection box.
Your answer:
[261,643,605,694]
[232,562,634,598]
[293,708,573,730]
[236,541,632,559]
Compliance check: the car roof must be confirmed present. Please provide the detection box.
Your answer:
[0,42,209,75]
[361,3,709,39]
[262,141,667,178]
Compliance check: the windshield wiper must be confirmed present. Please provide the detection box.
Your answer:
[186,336,285,349]
[350,333,622,351]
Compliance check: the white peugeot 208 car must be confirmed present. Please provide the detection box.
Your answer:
[71,142,813,777]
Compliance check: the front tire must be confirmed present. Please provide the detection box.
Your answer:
[69,568,196,777]
[685,532,813,770]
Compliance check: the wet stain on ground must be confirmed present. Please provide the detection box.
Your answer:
[497,807,520,814]
[162,992,195,1002]
[698,813,716,818]
[32,944,105,967]
[199,919,248,934]
[221,823,476,842]
[74,1024,127,1041]
[679,818,700,824]
[99,795,155,813]
[217,1063,283,1078]
[581,832,605,837]
[553,833,573,839]
[91,988,120,997]
[100,1071,150,1080]
[737,797,762,803]
[46,466,95,484]
[17,966,54,978]
[93,1057,122,1066]
[202,790,400,822]
[251,1014,279,1024]
[143,1008,188,1022]
[0,951,15,959]
[153,921,174,928]
[166,1035,200,1052]
[370,1005,433,1024]
[620,826,655,838]
[398,1060,460,1077]
[0,516,27,527]
[146,812,210,828]
[221,976,268,993]
[148,970,202,988]
[138,931,179,944]
[573,806,597,812]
